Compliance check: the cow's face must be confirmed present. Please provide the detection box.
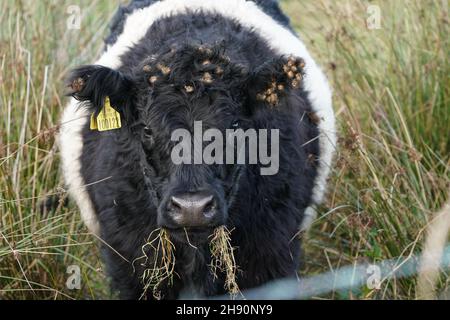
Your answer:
[67,44,305,243]
[133,45,249,242]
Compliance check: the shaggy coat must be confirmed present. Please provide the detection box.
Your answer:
[60,0,336,299]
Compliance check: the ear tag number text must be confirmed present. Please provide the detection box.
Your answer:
[91,97,122,131]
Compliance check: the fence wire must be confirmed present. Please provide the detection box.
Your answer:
[205,244,450,300]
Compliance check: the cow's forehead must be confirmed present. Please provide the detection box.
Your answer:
[144,92,239,133]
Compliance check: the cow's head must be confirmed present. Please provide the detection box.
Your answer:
[66,43,305,244]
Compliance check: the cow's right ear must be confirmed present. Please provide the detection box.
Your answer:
[65,65,135,119]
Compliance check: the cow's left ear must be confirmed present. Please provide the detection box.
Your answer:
[66,65,135,120]
[245,56,305,110]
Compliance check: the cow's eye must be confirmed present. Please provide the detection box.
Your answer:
[144,126,153,136]
[231,120,240,129]
[143,127,155,148]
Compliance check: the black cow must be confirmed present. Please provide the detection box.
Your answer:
[60,0,336,299]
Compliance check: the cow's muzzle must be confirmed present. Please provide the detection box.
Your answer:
[158,190,225,230]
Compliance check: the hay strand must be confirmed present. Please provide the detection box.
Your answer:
[209,226,240,298]
[138,228,176,300]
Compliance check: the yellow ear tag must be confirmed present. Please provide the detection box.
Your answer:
[96,96,122,132]
[90,113,98,130]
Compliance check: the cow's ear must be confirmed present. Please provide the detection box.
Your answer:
[66,65,135,119]
[245,56,305,110]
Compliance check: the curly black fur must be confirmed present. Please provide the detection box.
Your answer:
[66,5,320,299]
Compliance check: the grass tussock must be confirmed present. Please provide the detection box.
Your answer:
[0,0,448,299]
[209,226,240,298]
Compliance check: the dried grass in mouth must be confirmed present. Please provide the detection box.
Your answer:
[209,226,240,298]
[138,226,240,299]
[138,228,176,300]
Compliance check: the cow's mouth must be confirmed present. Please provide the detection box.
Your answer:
[165,226,220,245]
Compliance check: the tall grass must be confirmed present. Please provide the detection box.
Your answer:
[0,0,448,299]
[0,0,120,300]
[283,0,449,299]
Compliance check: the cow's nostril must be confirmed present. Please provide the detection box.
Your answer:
[202,200,216,218]
[168,198,182,211]
[170,194,214,215]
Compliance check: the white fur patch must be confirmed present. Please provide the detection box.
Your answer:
[59,100,100,234]
[60,0,336,233]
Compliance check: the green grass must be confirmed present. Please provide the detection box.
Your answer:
[0,0,449,299]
